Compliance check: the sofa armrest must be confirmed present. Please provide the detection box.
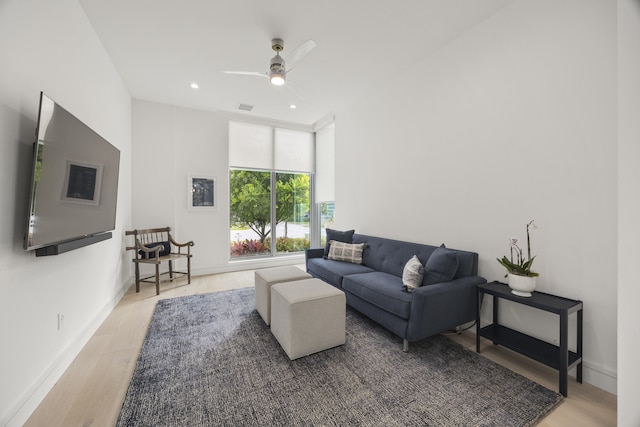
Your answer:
[405,276,487,342]
[305,248,324,261]
[305,248,325,273]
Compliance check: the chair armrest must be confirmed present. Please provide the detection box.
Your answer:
[169,236,194,256]
[169,237,195,248]
[405,276,487,341]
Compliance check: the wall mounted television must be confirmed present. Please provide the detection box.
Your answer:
[24,92,120,256]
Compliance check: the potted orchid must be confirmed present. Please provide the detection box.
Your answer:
[497,220,539,296]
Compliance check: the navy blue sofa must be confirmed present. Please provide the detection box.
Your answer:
[305,233,486,351]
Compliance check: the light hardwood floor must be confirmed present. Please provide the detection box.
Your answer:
[25,270,616,426]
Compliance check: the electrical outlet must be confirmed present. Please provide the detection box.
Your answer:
[57,313,64,330]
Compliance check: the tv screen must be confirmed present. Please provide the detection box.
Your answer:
[24,92,120,253]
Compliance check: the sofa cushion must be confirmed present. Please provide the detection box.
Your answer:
[323,229,355,258]
[328,241,364,264]
[342,272,413,320]
[307,258,374,288]
[402,255,424,292]
[423,245,459,286]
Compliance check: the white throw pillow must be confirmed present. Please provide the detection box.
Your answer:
[327,240,365,264]
[402,255,425,292]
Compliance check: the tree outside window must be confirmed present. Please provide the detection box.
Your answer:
[230,169,310,258]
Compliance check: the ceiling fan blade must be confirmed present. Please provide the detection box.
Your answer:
[284,39,316,73]
[285,80,305,100]
[222,71,268,78]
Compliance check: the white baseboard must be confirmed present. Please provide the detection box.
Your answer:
[580,361,617,395]
[2,278,132,427]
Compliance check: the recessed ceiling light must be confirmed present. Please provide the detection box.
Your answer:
[190,82,199,89]
[290,104,296,109]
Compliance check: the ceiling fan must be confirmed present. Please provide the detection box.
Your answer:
[223,38,316,93]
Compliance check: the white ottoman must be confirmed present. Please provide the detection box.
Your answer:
[270,278,346,360]
[255,266,311,325]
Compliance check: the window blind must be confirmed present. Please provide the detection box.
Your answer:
[229,121,314,173]
[315,123,335,202]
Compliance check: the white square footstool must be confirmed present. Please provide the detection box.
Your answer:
[255,266,311,325]
[270,278,346,360]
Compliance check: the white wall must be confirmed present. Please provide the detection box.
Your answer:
[336,0,617,394]
[131,101,230,272]
[131,100,307,276]
[0,1,132,425]
[617,0,640,424]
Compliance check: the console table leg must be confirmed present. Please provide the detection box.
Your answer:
[577,308,583,384]
[559,312,569,397]
[476,289,481,352]
[492,296,499,345]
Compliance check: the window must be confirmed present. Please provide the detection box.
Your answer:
[229,121,313,258]
[319,201,335,247]
[314,122,335,248]
[229,169,271,257]
[275,172,310,254]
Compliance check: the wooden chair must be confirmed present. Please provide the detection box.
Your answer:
[125,227,194,295]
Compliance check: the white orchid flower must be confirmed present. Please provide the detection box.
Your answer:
[498,220,539,278]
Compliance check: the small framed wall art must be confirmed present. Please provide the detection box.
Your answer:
[188,175,215,210]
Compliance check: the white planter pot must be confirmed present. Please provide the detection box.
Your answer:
[508,273,536,297]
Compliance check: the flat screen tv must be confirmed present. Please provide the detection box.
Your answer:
[24,92,120,256]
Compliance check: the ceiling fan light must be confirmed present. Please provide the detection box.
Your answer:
[269,53,286,86]
[270,74,285,86]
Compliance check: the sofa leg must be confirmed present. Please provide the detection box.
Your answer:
[403,339,409,352]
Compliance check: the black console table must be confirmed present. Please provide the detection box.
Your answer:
[476,281,583,397]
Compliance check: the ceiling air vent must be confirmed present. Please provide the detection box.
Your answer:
[237,103,254,112]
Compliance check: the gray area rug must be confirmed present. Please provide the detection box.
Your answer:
[117,287,562,426]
